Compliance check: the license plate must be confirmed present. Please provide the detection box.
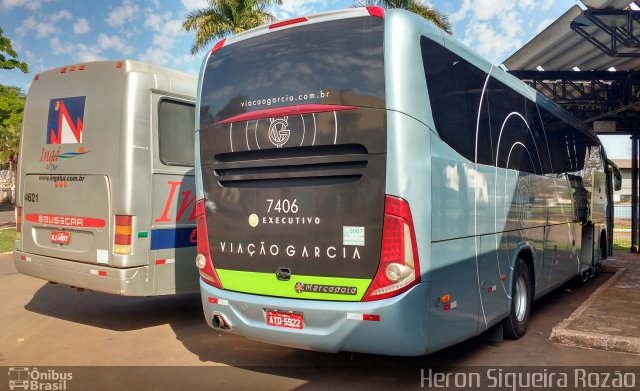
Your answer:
[266,311,303,330]
[51,231,70,245]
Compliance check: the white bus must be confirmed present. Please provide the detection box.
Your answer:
[14,60,199,296]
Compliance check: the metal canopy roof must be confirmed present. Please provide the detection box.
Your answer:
[503,1,640,128]
[503,1,640,72]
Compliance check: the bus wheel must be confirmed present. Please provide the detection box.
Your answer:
[503,258,531,339]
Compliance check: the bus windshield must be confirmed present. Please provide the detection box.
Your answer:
[199,16,385,128]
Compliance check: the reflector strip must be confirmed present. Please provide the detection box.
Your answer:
[155,258,175,265]
[20,256,31,262]
[26,214,106,228]
[444,301,458,312]
[207,297,229,306]
[216,104,357,125]
[269,17,308,29]
[347,313,380,322]
[488,285,497,293]
[90,270,107,277]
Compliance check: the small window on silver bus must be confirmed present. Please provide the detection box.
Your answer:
[158,99,195,166]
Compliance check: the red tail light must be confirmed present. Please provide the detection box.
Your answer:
[15,207,22,240]
[269,17,308,29]
[114,215,132,255]
[211,38,226,55]
[362,195,420,301]
[195,199,223,289]
[367,6,385,19]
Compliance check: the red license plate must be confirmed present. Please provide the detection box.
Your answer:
[266,311,303,330]
[51,231,71,245]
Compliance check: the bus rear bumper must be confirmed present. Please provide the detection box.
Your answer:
[14,250,151,296]
[200,279,430,356]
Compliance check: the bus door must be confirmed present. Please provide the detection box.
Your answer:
[149,94,198,294]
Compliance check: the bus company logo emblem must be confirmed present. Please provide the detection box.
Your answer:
[47,96,86,144]
[268,117,290,147]
[294,282,358,296]
[516,177,533,234]
[248,213,259,228]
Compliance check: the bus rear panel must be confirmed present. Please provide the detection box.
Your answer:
[14,60,198,296]
[196,9,431,355]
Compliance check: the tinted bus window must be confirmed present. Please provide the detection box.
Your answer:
[421,36,488,163]
[199,16,385,128]
[158,99,195,166]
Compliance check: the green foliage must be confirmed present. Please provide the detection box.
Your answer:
[0,228,16,253]
[355,0,452,34]
[0,26,28,74]
[0,85,25,168]
[183,0,283,54]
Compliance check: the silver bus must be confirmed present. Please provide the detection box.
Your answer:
[194,7,620,355]
[14,60,199,296]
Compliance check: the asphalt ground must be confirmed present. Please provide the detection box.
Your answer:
[1,252,638,390]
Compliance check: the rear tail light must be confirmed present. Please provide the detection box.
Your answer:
[362,195,420,301]
[367,6,385,18]
[195,199,223,289]
[269,17,308,29]
[15,207,22,240]
[114,215,132,255]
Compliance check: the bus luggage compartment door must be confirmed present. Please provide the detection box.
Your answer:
[21,174,111,265]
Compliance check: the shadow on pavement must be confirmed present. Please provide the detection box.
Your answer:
[22,271,615,388]
[24,282,204,332]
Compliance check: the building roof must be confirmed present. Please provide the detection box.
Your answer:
[503,1,640,72]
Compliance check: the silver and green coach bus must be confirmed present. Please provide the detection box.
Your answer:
[14,60,199,296]
[194,7,620,355]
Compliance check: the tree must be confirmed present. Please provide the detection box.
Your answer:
[182,0,283,55]
[355,0,452,34]
[0,27,28,73]
[0,85,25,192]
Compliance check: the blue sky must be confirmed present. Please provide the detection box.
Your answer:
[0,0,629,157]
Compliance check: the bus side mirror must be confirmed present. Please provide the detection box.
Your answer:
[613,173,622,191]
[606,159,622,191]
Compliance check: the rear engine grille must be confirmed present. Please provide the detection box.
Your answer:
[211,144,369,188]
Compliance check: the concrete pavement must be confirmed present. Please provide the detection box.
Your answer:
[551,252,640,354]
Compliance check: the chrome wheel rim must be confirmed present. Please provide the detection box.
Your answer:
[515,275,528,322]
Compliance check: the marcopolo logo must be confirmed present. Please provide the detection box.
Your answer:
[294,282,358,296]
[8,367,73,390]
[268,117,291,147]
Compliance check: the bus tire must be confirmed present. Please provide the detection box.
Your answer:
[503,258,531,339]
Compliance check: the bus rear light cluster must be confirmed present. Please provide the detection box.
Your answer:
[114,215,132,255]
[15,207,22,240]
[362,195,420,301]
[195,199,223,289]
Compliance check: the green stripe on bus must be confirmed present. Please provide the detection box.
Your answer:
[216,269,371,301]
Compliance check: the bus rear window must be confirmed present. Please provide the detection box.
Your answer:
[199,16,385,129]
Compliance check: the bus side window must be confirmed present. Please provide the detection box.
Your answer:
[158,99,196,166]
[421,36,489,164]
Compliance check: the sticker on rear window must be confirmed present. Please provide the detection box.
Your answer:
[97,249,108,264]
[343,226,364,246]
